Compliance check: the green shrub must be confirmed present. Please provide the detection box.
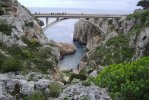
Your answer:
[30,91,44,100]
[25,22,34,28]
[82,80,91,86]
[21,36,41,47]
[0,57,22,72]
[91,33,134,66]
[70,72,87,82]
[48,82,61,98]
[0,24,12,35]
[91,56,149,100]
[127,10,149,28]
[0,53,5,67]
[81,96,90,100]
[21,49,31,58]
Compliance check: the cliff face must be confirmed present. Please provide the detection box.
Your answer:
[74,10,149,71]
[0,0,60,71]
[73,19,103,50]
[0,0,50,46]
[0,0,62,99]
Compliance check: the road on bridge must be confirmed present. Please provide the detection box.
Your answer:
[33,13,125,18]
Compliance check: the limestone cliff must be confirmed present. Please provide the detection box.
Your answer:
[74,10,149,72]
[0,0,62,99]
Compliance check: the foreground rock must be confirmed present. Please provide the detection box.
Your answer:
[58,43,76,58]
[58,83,111,100]
[0,72,64,100]
[0,0,61,99]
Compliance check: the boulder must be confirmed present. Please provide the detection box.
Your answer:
[34,79,52,90]
[89,70,98,77]
[58,83,111,100]
[58,43,76,58]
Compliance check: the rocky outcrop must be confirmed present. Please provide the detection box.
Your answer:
[0,0,61,98]
[130,27,149,59]
[58,43,76,58]
[74,10,149,74]
[0,0,60,70]
[58,83,111,100]
[0,72,64,100]
[73,19,103,50]
[0,0,50,46]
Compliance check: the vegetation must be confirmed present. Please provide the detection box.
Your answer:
[48,82,62,98]
[0,24,12,35]
[91,56,149,100]
[70,70,87,82]
[90,33,134,66]
[21,36,41,47]
[25,21,34,28]
[0,37,57,73]
[89,10,149,66]
[30,91,45,100]
[137,0,149,9]
[1,56,22,72]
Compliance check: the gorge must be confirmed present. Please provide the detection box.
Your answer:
[0,0,149,100]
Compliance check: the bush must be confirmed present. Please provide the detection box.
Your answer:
[25,22,34,28]
[48,82,61,98]
[70,72,87,82]
[0,24,12,35]
[90,33,134,66]
[30,91,44,100]
[91,56,149,100]
[21,49,31,58]
[21,36,41,47]
[0,57,22,72]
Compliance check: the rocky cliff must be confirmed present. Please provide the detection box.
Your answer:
[74,10,149,72]
[0,0,62,99]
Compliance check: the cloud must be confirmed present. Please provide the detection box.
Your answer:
[18,0,140,10]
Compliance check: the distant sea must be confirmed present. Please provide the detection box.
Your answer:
[28,7,133,70]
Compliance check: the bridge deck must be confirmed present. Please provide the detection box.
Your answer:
[33,13,124,18]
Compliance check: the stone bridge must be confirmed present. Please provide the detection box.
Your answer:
[33,13,125,34]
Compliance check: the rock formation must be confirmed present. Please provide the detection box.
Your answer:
[58,43,76,59]
[58,83,111,100]
[0,0,61,99]
[74,10,149,73]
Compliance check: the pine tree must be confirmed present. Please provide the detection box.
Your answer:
[137,0,149,9]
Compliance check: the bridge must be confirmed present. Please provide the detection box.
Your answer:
[33,13,125,34]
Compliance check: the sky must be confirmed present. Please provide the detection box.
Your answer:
[18,0,141,10]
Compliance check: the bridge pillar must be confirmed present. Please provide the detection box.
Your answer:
[94,18,99,24]
[46,17,48,26]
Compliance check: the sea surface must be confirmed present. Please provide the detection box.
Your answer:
[28,7,132,70]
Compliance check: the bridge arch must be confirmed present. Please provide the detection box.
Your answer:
[33,12,124,34]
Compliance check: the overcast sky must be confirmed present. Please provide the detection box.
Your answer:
[18,0,140,10]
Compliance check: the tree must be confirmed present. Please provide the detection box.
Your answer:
[137,0,149,9]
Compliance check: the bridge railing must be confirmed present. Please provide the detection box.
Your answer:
[33,12,126,18]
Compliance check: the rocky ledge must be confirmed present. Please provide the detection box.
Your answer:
[58,83,111,100]
[0,72,64,100]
